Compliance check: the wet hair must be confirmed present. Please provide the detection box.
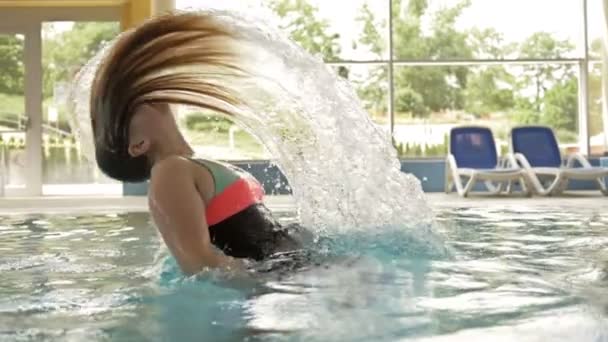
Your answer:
[90,12,245,182]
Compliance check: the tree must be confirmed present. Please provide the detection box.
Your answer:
[393,0,472,116]
[351,0,581,153]
[266,1,390,118]
[265,0,340,60]
[394,86,426,117]
[463,28,516,116]
[355,1,581,126]
[512,97,540,125]
[517,32,575,112]
[541,77,577,133]
[356,3,385,57]
[43,22,119,98]
[354,3,388,117]
[588,39,604,137]
[467,28,514,60]
[510,33,577,134]
[356,0,473,118]
[425,0,472,60]
[0,35,24,95]
[463,65,515,117]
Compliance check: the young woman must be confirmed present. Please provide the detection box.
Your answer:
[89,13,302,275]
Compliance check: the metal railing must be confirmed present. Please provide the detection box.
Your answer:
[0,124,76,197]
[0,114,72,138]
[0,129,17,198]
[0,143,4,197]
[0,128,25,198]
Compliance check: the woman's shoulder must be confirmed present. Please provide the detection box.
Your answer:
[149,155,215,198]
[152,155,193,176]
[190,157,244,175]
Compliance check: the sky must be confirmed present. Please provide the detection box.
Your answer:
[176,0,604,60]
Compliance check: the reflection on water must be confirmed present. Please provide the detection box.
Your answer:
[42,147,113,185]
[2,146,114,186]
[1,206,608,341]
[3,147,27,187]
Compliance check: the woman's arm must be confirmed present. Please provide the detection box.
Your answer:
[148,156,244,275]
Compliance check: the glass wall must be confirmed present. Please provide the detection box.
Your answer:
[181,0,603,158]
[41,21,121,195]
[589,61,607,155]
[176,107,270,160]
[0,33,27,190]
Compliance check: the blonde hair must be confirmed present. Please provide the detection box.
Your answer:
[90,12,245,181]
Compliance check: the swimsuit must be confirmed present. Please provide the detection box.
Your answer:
[189,158,301,260]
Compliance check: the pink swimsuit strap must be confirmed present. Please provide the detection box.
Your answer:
[205,176,265,226]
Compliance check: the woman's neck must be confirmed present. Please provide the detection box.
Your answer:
[148,132,194,164]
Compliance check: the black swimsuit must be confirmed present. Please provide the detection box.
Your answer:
[208,203,301,260]
[190,158,301,260]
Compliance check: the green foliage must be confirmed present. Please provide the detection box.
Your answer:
[393,137,448,158]
[355,3,386,57]
[357,0,473,117]
[266,0,340,60]
[510,34,577,135]
[392,0,472,77]
[355,0,580,141]
[512,106,539,126]
[0,22,120,137]
[355,65,388,117]
[184,113,233,132]
[541,77,577,132]
[0,93,25,116]
[468,28,515,59]
[588,55,603,136]
[43,22,119,98]
[425,143,447,156]
[336,66,349,79]
[395,86,427,117]
[519,32,574,59]
[518,32,575,112]
[0,35,24,95]
[353,5,387,116]
[589,38,602,60]
[0,4,589,159]
[464,66,515,117]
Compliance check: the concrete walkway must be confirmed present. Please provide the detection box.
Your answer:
[0,192,604,215]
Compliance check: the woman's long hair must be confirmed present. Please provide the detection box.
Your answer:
[91,12,245,182]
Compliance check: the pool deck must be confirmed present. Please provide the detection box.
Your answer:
[0,192,605,214]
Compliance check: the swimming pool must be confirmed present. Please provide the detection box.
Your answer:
[1,203,608,341]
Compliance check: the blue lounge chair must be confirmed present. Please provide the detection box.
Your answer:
[510,126,608,196]
[446,126,529,197]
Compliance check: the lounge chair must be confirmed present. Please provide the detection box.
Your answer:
[510,126,608,196]
[445,126,529,197]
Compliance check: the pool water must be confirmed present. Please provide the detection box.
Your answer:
[1,205,608,341]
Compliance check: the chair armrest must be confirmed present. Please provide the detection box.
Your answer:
[513,153,533,169]
[565,153,593,168]
[446,154,459,169]
[501,153,520,169]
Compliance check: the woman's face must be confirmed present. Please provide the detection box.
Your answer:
[127,103,171,158]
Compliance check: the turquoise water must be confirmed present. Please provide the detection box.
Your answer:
[1,206,608,341]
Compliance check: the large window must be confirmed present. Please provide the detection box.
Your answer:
[42,21,121,195]
[0,6,121,196]
[177,107,270,160]
[182,0,604,158]
[0,33,27,191]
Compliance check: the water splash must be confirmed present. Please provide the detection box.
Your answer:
[69,9,439,248]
